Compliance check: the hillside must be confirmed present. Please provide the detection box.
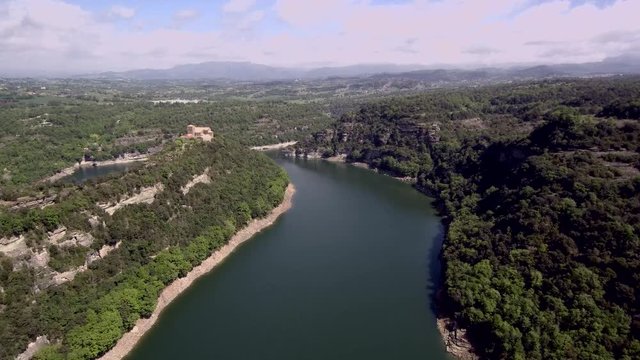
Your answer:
[0,139,289,359]
[295,77,640,359]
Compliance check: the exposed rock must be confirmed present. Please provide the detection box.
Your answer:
[52,231,94,248]
[16,335,50,360]
[29,250,50,268]
[181,168,211,195]
[88,215,102,228]
[51,265,87,285]
[47,226,67,244]
[49,241,121,285]
[86,251,101,265]
[98,241,122,259]
[0,235,28,258]
[9,195,56,210]
[325,154,347,162]
[71,232,94,247]
[437,318,478,360]
[99,183,164,215]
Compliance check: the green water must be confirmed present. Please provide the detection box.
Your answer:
[127,157,449,360]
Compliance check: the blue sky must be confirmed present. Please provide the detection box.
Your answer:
[0,0,638,75]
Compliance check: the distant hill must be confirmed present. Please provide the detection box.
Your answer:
[79,57,640,82]
[83,62,428,81]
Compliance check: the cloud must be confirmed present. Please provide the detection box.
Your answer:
[174,9,198,22]
[237,10,264,30]
[1,0,640,75]
[592,30,640,44]
[223,0,255,13]
[108,5,135,19]
[172,9,199,28]
[463,46,501,55]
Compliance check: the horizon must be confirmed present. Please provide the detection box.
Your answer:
[1,0,639,76]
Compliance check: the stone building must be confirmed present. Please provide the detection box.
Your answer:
[183,124,213,142]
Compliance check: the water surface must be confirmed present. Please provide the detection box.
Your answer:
[127,158,448,359]
[63,162,142,184]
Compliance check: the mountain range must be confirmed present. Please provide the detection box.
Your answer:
[79,56,640,82]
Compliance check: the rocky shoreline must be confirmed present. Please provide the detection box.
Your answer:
[320,153,416,183]
[437,318,478,360]
[97,183,296,360]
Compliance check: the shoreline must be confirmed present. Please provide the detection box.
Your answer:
[98,183,296,360]
[323,154,416,183]
[251,141,298,151]
[43,155,149,183]
[437,317,478,360]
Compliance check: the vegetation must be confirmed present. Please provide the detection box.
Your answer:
[0,138,288,359]
[2,74,640,359]
[0,98,330,188]
[299,77,640,359]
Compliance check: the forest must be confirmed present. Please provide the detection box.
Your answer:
[0,138,288,359]
[297,77,640,359]
[0,99,330,189]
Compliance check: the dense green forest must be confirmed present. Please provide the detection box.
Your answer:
[0,138,288,359]
[297,77,640,359]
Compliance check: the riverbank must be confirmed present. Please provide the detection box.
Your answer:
[98,183,296,360]
[324,154,415,183]
[43,155,149,183]
[437,318,478,360]
[251,141,298,151]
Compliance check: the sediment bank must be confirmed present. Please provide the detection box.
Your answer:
[97,183,296,360]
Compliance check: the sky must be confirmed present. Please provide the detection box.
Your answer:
[0,0,639,75]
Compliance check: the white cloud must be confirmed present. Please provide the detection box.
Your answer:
[172,9,199,28]
[174,9,198,22]
[109,5,135,19]
[223,0,255,13]
[1,0,640,75]
[237,10,264,30]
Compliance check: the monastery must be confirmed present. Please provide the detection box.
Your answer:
[183,124,213,142]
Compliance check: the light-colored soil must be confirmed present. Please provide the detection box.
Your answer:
[97,183,295,360]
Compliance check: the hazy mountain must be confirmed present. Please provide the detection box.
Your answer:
[84,62,429,81]
[79,56,640,82]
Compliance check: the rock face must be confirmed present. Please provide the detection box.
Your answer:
[99,183,164,215]
[437,318,478,360]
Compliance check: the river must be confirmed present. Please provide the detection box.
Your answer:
[126,157,449,359]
